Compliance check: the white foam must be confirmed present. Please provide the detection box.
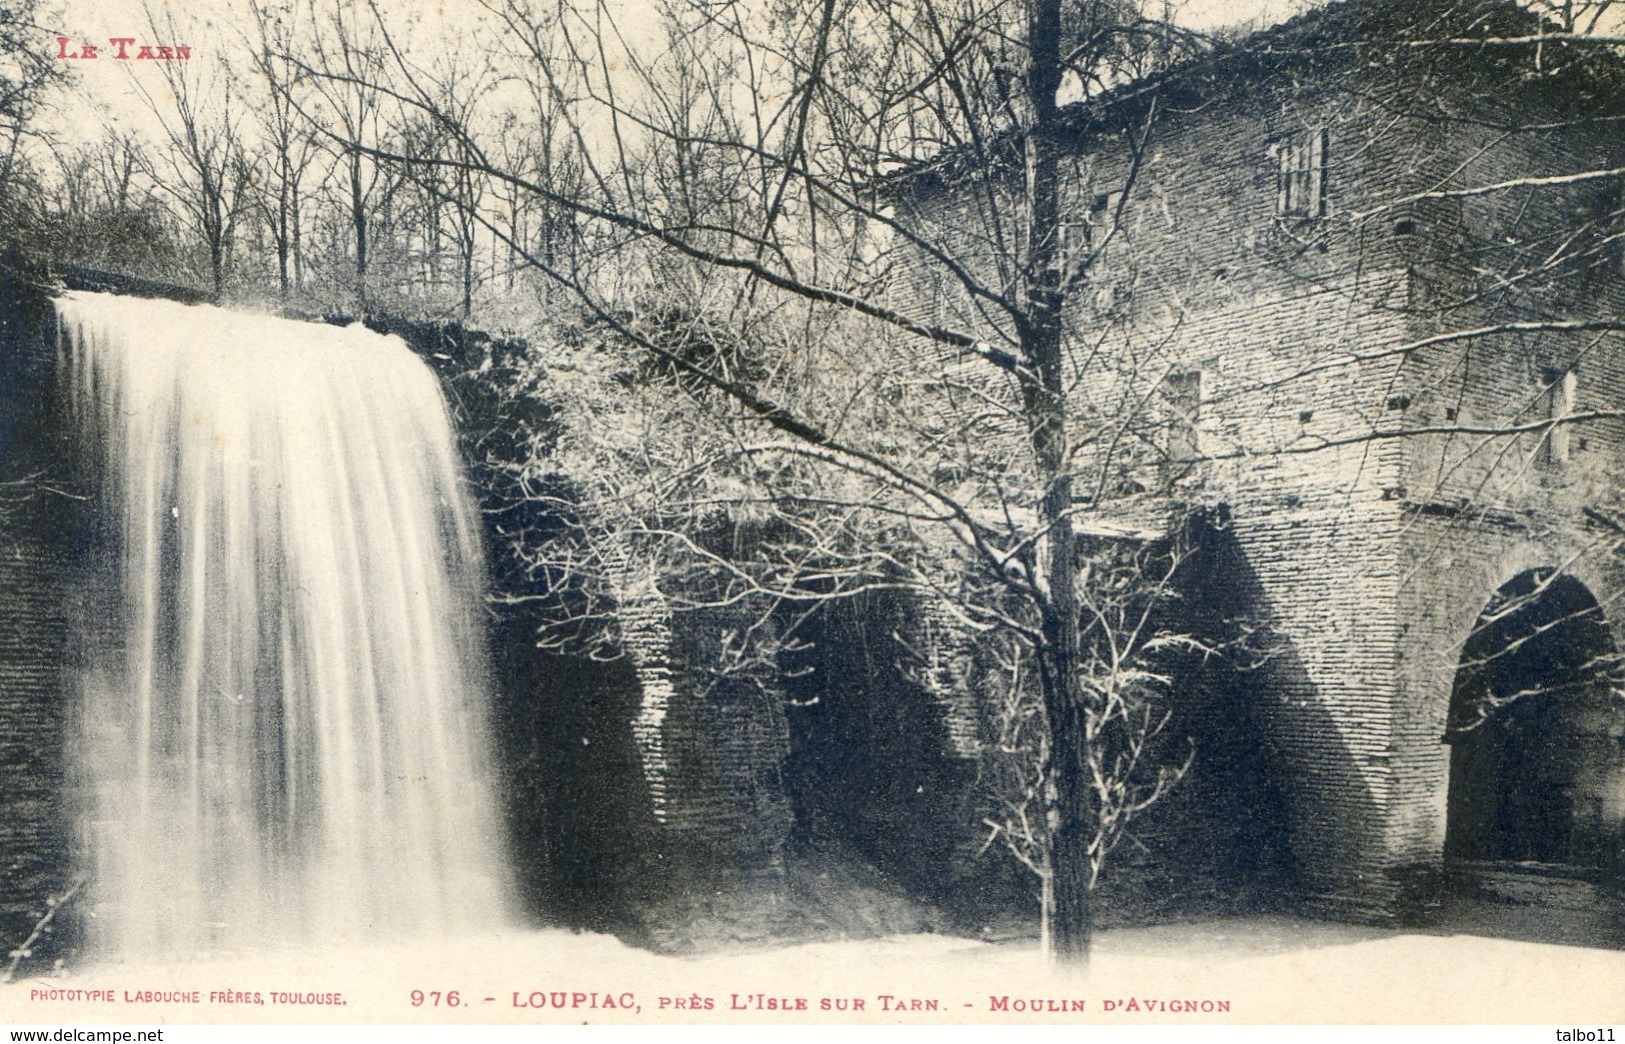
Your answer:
[55,292,512,960]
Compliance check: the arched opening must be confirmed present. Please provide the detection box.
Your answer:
[1445,569,1625,873]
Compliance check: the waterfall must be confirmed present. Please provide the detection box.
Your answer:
[55,291,511,960]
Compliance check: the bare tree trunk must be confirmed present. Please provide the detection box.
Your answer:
[292,181,304,291]
[1019,0,1094,969]
[461,201,474,321]
[457,162,476,321]
[462,248,473,320]
[277,176,291,298]
[1044,666,1092,965]
[206,193,226,300]
[428,196,441,286]
[351,149,368,310]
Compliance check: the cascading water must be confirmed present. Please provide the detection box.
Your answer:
[55,291,511,960]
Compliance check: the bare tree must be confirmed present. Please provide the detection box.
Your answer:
[0,0,62,237]
[276,0,1217,967]
[127,6,250,298]
[249,1,322,300]
[296,0,395,311]
[431,53,495,322]
[978,525,1216,949]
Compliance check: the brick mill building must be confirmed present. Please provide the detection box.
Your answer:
[509,0,1625,938]
[880,0,1625,931]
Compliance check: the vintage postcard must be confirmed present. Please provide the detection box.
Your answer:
[1,0,1624,1030]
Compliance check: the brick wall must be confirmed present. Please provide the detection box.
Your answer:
[0,273,79,961]
[885,10,1625,923]
[1384,66,1625,902]
[585,524,802,942]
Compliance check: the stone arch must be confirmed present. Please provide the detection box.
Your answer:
[1444,567,1625,873]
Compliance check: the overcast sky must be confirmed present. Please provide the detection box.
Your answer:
[36,0,1314,149]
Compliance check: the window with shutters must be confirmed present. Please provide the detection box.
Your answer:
[1163,371,1202,464]
[1062,189,1126,281]
[1540,367,1577,466]
[1276,128,1328,219]
[1089,189,1124,225]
